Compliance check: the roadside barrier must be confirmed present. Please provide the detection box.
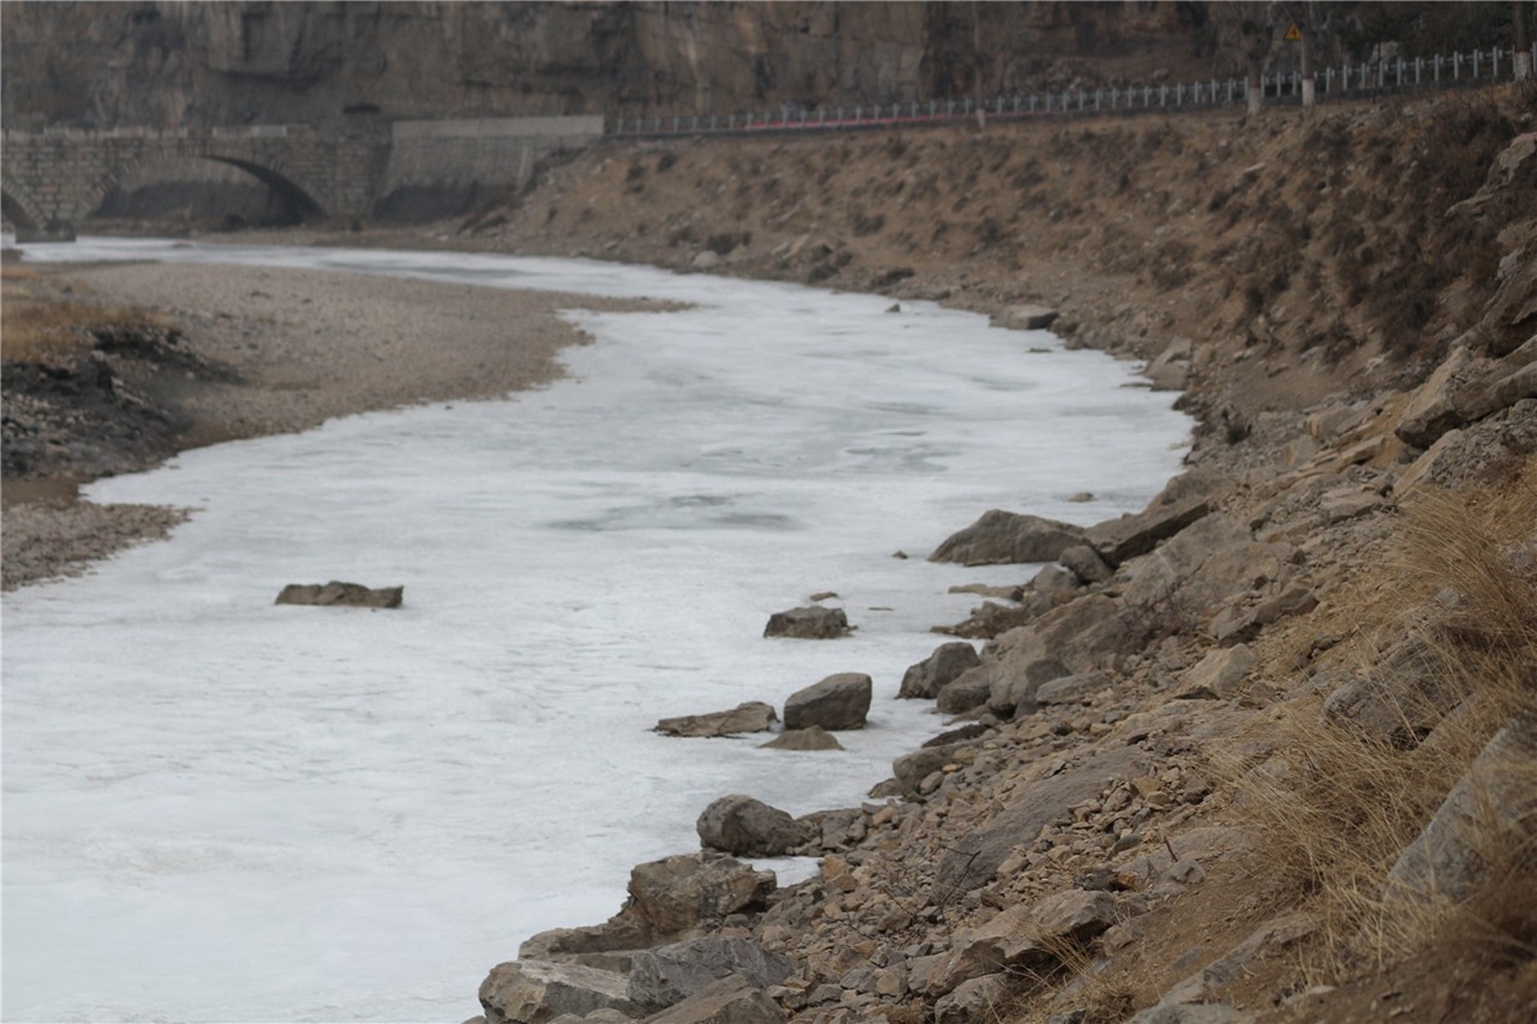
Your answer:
[610,42,1537,138]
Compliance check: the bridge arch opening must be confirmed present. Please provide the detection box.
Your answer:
[2,183,44,234]
[89,156,324,229]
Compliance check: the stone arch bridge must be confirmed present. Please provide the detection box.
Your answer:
[1,117,603,242]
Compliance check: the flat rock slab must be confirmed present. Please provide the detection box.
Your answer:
[656,702,778,738]
[275,581,403,608]
[479,959,638,1024]
[990,304,1061,331]
[628,937,793,1010]
[1084,497,1211,567]
[642,974,786,1023]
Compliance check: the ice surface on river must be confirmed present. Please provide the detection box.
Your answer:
[3,239,1190,1022]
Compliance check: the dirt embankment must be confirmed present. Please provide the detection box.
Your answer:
[469,84,1534,422]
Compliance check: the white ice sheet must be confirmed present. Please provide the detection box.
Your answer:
[3,239,1189,1022]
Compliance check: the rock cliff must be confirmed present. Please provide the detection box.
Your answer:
[3,1,1221,129]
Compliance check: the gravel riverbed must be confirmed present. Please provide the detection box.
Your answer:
[2,256,666,590]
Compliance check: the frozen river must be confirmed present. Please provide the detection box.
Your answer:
[2,239,1190,1022]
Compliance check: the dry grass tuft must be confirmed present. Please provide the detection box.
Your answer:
[995,932,1140,1024]
[1228,470,1537,982]
[1,276,174,363]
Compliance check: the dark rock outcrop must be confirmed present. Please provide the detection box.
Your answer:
[762,605,849,639]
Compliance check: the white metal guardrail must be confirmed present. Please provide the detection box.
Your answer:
[611,42,1537,138]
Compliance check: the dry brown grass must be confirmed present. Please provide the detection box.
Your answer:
[1229,471,1537,982]
[994,932,1142,1024]
[1,275,173,363]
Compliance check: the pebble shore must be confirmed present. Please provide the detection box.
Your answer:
[2,256,665,590]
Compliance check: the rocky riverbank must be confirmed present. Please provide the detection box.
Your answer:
[450,89,1536,1023]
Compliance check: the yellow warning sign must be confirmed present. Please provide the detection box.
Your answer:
[1285,22,1303,41]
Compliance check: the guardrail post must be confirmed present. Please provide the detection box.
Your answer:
[1454,52,1461,80]
[1493,46,1501,78]
[1474,49,1482,78]
[1013,95,1021,114]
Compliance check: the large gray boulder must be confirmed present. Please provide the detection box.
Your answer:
[627,937,793,1010]
[929,510,1085,566]
[936,665,999,715]
[1144,337,1194,392]
[989,593,1121,690]
[1321,633,1463,747]
[783,672,871,730]
[626,855,776,939]
[479,960,639,1024]
[1033,671,1113,705]
[1385,719,1537,905]
[893,743,963,797]
[1397,337,1537,448]
[642,975,786,1024]
[656,702,777,738]
[1120,514,1294,619]
[937,743,1151,889]
[523,854,777,963]
[695,795,815,857]
[275,581,403,608]
[762,606,849,639]
[1173,646,1257,700]
[899,641,982,699]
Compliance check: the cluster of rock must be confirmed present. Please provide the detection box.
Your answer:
[274,581,405,608]
[656,667,871,754]
[470,323,1536,1021]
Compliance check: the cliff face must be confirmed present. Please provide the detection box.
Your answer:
[2,1,1217,130]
